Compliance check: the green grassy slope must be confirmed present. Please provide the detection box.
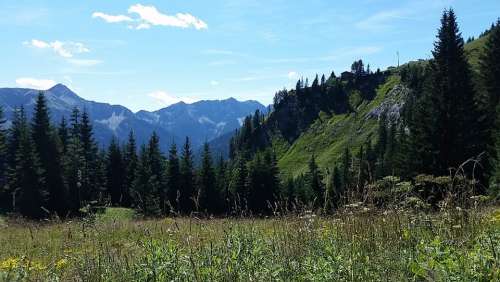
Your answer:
[276,75,401,177]
[272,36,488,178]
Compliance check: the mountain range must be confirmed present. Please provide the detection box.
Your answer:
[0,84,266,152]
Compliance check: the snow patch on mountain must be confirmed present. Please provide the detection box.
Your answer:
[97,112,126,132]
[198,116,215,125]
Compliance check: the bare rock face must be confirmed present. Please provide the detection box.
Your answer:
[366,84,410,121]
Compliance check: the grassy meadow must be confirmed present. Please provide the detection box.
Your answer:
[0,207,499,281]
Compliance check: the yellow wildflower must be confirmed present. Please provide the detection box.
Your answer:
[0,258,19,270]
[55,258,69,270]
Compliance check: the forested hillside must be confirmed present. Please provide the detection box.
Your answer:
[232,24,493,178]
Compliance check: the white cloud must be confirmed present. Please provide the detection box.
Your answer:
[93,4,208,30]
[15,77,56,90]
[287,71,299,80]
[148,90,198,106]
[67,59,102,67]
[24,39,89,58]
[92,12,132,23]
[128,4,207,30]
[210,80,219,86]
[30,39,50,48]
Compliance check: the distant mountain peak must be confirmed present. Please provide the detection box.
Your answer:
[48,83,71,92]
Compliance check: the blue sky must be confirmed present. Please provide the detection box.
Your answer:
[1,0,499,112]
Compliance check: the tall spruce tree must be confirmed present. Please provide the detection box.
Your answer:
[166,142,181,213]
[80,109,99,203]
[9,108,46,218]
[179,137,195,213]
[107,137,124,206]
[6,107,27,212]
[147,132,166,213]
[32,92,68,216]
[198,143,218,213]
[123,131,138,207]
[65,108,84,215]
[411,9,481,179]
[306,154,324,208]
[215,155,229,212]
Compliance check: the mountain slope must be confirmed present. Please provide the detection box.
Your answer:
[136,98,266,148]
[232,35,488,178]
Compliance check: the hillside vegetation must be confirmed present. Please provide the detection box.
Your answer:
[277,75,402,177]
[241,34,488,178]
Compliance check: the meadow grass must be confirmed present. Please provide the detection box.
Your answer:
[0,207,499,281]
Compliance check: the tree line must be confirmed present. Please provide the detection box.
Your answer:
[0,94,283,218]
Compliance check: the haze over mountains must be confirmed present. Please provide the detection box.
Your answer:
[0,84,266,150]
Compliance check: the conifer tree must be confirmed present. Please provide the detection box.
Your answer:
[9,108,46,218]
[306,154,324,208]
[107,137,124,206]
[123,131,138,207]
[198,143,218,213]
[312,74,320,91]
[65,108,84,215]
[179,137,195,213]
[32,92,67,216]
[411,9,481,179]
[147,132,166,213]
[7,108,25,171]
[215,155,229,212]
[80,109,99,203]
[5,107,27,212]
[166,142,181,213]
